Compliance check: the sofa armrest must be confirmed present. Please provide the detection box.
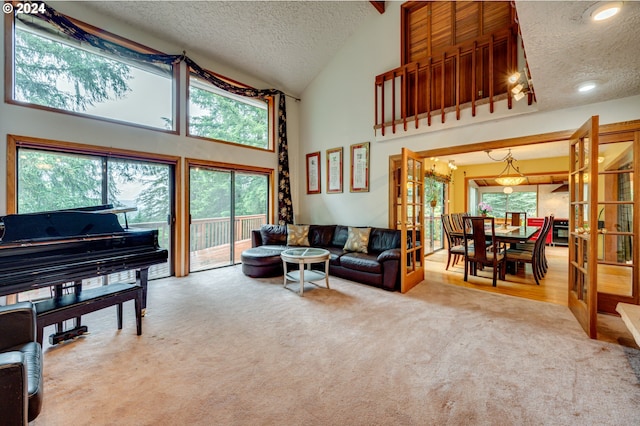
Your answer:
[0,351,29,426]
[0,302,37,350]
[251,229,263,247]
[376,248,401,263]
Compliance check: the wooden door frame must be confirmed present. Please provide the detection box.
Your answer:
[388,119,640,305]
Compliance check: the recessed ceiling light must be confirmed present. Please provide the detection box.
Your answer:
[591,2,622,21]
[578,82,597,93]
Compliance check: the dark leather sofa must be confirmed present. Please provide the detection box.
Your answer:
[0,301,44,424]
[243,224,402,291]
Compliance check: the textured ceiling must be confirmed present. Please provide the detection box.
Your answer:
[516,0,640,111]
[76,1,640,164]
[79,1,640,108]
[80,1,376,97]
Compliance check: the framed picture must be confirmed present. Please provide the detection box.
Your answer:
[306,151,321,194]
[326,147,343,193]
[350,142,370,192]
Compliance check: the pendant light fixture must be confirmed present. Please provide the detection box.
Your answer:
[486,149,527,186]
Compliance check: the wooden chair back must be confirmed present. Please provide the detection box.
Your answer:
[506,211,527,226]
[463,216,493,264]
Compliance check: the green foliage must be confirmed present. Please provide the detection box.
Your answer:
[235,174,268,216]
[108,160,170,223]
[482,191,537,219]
[189,86,268,148]
[14,29,132,112]
[18,150,103,213]
[189,169,268,219]
[189,168,231,220]
[14,28,268,222]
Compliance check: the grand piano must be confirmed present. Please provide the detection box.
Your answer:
[0,205,168,344]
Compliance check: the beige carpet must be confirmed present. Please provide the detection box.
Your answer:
[32,266,640,425]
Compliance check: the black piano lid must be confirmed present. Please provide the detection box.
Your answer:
[1,211,125,243]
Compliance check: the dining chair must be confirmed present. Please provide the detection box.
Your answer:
[513,214,553,278]
[450,213,463,233]
[505,215,552,285]
[462,216,506,287]
[505,211,527,226]
[441,214,466,270]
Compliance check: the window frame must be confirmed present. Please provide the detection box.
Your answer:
[185,157,275,271]
[4,11,181,134]
[478,187,538,219]
[186,70,275,152]
[6,134,182,275]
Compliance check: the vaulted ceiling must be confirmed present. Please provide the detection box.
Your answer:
[81,1,640,107]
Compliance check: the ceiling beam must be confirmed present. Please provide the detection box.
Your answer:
[370,1,385,14]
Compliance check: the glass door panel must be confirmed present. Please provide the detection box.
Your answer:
[190,167,232,272]
[595,139,637,311]
[234,173,269,263]
[425,179,445,255]
[400,148,424,293]
[108,159,172,280]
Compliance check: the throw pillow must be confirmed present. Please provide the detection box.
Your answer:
[287,224,310,246]
[343,227,371,253]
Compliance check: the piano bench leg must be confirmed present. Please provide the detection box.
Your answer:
[135,294,142,336]
[117,303,123,330]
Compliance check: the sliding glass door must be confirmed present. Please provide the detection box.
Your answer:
[16,148,174,299]
[189,166,269,272]
[107,158,173,280]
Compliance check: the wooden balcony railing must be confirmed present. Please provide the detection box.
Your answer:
[374,27,534,136]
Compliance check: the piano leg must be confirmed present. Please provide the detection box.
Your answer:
[73,281,83,331]
[50,281,88,345]
[54,284,64,335]
[137,268,149,316]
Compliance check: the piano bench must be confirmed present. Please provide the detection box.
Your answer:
[35,283,143,345]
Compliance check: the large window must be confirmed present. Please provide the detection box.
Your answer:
[188,75,270,149]
[12,18,175,130]
[480,189,537,219]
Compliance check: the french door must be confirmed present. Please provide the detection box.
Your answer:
[568,117,599,338]
[399,148,425,292]
[188,164,270,272]
[594,126,638,314]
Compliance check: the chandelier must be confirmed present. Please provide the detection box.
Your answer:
[485,149,526,186]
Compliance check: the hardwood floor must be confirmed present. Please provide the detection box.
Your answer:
[425,245,569,306]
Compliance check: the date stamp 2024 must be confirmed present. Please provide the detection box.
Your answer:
[3,2,47,15]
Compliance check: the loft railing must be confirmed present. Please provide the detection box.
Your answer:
[374,27,534,136]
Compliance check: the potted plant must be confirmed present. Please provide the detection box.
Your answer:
[425,175,438,208]
[478,201,493,216]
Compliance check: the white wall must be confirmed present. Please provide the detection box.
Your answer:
[0,3,300,246]
[298,0,640,228]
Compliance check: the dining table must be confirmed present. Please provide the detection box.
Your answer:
[450,224,540,244]
[492,225,540,245]
[450,224,541,275]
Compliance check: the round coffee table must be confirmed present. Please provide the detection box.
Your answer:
[280,248,330,296]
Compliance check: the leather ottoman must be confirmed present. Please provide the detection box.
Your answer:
[241,246,284,277]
